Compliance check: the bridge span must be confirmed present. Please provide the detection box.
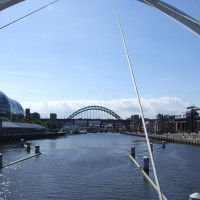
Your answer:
[57,106,131,132]
[67,106,122,120]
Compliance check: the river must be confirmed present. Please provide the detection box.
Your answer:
[0,132,199,200]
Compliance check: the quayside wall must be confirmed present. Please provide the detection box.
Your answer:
[123,132,200,146]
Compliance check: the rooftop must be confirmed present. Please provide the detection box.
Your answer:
[2,121,46,130]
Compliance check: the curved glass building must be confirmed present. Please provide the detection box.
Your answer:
[0,90,24,117]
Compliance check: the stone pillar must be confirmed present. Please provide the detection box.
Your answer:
[50,113,57,129]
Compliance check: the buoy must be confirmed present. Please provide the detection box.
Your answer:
[189,192,200,200]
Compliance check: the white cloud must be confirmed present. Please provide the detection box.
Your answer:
[21,97,189,119]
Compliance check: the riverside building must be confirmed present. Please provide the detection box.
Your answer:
[0,90,24,119]
[0,91,48,140]
[174,106,200,133]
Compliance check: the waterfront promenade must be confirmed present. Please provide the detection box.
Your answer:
[126,132,200,146]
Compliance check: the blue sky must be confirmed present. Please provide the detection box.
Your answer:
[0,0,200,119]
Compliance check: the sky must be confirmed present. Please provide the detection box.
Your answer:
[0,0,200,119]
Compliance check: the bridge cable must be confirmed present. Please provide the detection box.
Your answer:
[0,0,60,30]
[112,1,163,200]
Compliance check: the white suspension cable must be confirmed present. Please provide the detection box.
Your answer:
[112,1,163,200]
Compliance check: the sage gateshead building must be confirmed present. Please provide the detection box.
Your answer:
[0,90,24,118]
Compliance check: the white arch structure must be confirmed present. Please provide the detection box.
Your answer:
[138,0,200,36]
[0,0,24,11]
[1,0,200,36]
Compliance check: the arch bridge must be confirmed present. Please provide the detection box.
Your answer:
[67,106,122,120]
[62,106,131,132]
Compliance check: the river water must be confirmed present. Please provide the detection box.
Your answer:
[0,132,199,200]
